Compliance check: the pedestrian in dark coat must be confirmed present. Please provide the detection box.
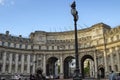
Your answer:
[30,74,35,80]
[30,68,46,80]
[34,67,46,80]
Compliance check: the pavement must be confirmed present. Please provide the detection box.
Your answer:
[54,78,109,80]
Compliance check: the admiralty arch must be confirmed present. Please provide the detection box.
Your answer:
[0,23,120,79]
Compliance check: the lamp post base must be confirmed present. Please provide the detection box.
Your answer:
[73,69,82,80]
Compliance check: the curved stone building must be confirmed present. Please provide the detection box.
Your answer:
[0,23,120,79]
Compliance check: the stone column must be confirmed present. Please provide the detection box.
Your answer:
[2,51,6,73]
[15,54,18,73]
[89,61,92,77]
[94,50,97,78]
[116,47,120,71]
[21,54,24,73]
[110,48,114,71]
[103,49,108,77]
[60,55,63,79]
[27,54,30,73]
[43,54,46,75]
[9,53,12,73]
[90,61,94,77]
[33,55,36,73]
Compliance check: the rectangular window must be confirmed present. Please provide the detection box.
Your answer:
[30,55,33,62]
[114,65,118,71]
[105,39,108,43]
[24,65,27,73]
[68,45,71,49]
[6,53,9,61]
[2,42,4,46]
[109,66,112,72]
[31,45,33,49]
[24,55,27,62]
[12,64,15,73]
[20,44,22,48]
[25,45,28,49]
[18,54,21,61]
[52,46,54,50]
[46,46,49,50]
[0,64,2,72]
[57,46,59,50]
[14,43,16,48]
[111,37,113,42]
[18,64,21,73]
[5,64,9,72]
[38,60,41,66]
[30,65,33,73]
[8,42,10,47]
[0,52,3,60]
[12,54,15,61]
[39,46,41,50]
[116,35,119,40]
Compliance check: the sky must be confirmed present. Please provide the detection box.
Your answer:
[0,0,120,37]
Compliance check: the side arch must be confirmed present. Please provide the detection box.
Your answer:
[81,55,94,78]
[63,56,75,79]
[46,56,59,78]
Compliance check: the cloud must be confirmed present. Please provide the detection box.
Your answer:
[0,0,5,5]
[0,0,15,6]
[10,1,15,5]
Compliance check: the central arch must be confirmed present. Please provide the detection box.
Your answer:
[46,57,59,79]
[81,55,94,78]
[64,56,75,79]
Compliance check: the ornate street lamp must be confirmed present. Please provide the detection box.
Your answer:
[71,1,82,80]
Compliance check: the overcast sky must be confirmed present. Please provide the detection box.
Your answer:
[0,0,120,37]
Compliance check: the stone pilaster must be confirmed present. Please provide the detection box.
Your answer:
[43,54,46,75]
[94,50,97,78]
[21,54,24,73]
[90,61,94,77]
[2,51,6,73]
[27,54,30,73]
[15,54,18,73]
[33,55,36,73]
[103,49,108,77]
[60,55,63,79]
[116,47,120,71]
[110,48,114,71]
[9,53,12,73]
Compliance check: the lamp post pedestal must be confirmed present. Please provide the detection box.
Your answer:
[73,69,82,80]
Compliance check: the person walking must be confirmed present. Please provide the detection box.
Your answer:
[30,67,46,80]
[34,67,46,80]
[30,74,35,80]
[109,71,116,80]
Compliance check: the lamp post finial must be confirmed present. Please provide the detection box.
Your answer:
[71,1,76,9]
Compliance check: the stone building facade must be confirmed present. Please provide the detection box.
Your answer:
[0,23,120,79]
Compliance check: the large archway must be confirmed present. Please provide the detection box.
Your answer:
[81,55,94,78]
[46,57,59,79]
[64,56,75,79]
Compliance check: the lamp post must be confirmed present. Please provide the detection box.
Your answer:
[71,1,82,80]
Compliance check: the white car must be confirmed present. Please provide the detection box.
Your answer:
[11,75,22,80]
